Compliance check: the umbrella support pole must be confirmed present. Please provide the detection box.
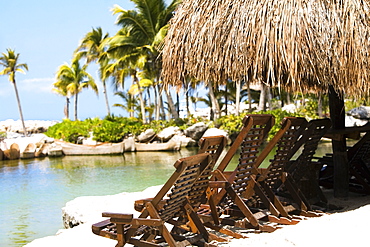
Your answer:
[329,86,349,198]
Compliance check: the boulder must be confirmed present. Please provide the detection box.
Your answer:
[345,115,368,127]
[136,129,156,143]
[347,106,370,119]
[170,134,197,147]
[157,126,180,142]
[0,119,58,134]
[184,122,208,141]
[201,128,231,145]
[124,136,136,152]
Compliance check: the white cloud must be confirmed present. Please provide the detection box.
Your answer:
[20,77,55,93]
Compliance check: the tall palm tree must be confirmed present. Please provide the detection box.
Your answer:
[103,37,148,122]
[55,59,98,120]
[75,27,111,115]
[108,0,181,120]
[0,49,28,136]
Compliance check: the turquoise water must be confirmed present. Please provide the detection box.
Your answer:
[0,149,200,247]
[0,142,333,247]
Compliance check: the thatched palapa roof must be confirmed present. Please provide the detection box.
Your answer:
[162,0,370,97]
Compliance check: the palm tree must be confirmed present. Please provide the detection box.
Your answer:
[52,79,71,119]
[55,59,98,120]
[113,90,139,118]
[108,0,181,120]
[0,49,28,136]
[75,27,111,115]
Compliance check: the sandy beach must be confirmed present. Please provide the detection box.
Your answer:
[24,186,370,247]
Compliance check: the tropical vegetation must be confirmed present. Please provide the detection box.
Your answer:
[4,0,366,143]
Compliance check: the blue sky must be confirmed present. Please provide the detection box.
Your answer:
[0,1,139,121]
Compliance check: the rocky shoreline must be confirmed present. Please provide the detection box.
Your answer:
[0,120,230,160]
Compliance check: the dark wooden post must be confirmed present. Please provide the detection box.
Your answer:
[328,86,349,198]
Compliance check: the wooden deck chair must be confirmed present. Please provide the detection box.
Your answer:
[134,135,240,239]
[320,131,370,194]
[134,135,227,213]
[285,118,332,206]
[205,114,294,231]
[255,118,329,217]
[92,153,218,247]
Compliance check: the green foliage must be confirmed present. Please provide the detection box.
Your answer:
[255,109,303,141]
[45,117,144,143]
[45,119,92,143]
[0,131,6,139]
[215,114,245,135]
[216,109,302,141]
[45,109,304,144]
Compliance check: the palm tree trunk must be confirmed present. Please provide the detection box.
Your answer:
[267,86,272,110]
[12,80,27,136]
[225,84,228,115]
[247,81,252,112]
[259,83,266,111]
[102,80,110,116]
[208,83,220,120]
[129,94,134,118]
[74,94,78,121]
[186,87,191,117]
[235,80,241,115]
[134,77,146,123]
[64,97,70,119]
[165,87,179,119]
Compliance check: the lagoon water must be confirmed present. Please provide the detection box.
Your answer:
[0,143,333,247]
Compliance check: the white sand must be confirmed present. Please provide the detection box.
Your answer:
[24,187,370,247]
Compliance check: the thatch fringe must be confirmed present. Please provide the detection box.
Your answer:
[162,0,370,97]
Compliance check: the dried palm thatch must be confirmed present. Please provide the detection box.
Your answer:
[162,0,370,97]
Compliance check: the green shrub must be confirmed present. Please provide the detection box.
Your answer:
[45,119,91,143]
[254,109,303,140]
[45,117,144,143]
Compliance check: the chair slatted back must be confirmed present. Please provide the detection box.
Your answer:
[187,135,227,207]
[287,118,331,183]
[214,115,274,198]
[158,153,211,222]
[262,117,308,189]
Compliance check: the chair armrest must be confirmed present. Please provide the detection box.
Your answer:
[134,198,167,212]
[102,212,163,226]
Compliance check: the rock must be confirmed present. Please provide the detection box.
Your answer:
[136,129,156,143]
[347,106,370,119]
[282,103,298,113]
[345,115,368,127]
[201,128,231,145]
[202,128,228,138]
[0,119,59,134]
[124,136,136,151]
[184,122,208,141]
[170,134,197,147]
[156,126,180,142]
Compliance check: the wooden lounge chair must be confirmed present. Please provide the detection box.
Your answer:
[205,114,293,231]
[134,135,240,239]
[320,131,370,194]
[134,135,228,213]
[285,118,332,205]
[92,153,218,247]
[255,118,331,215]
